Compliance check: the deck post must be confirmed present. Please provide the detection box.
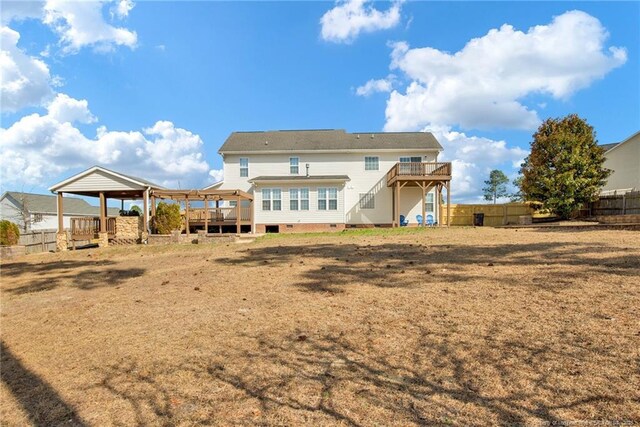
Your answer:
[249,198,254,233]
[99,192,106,233]
[236,195,241,234]
[391,184,396,227]
[446,182,451,227]
[204,196,209,233]
[396,181,401,227]
[185,196,190,236]
[437,184,443,226]
[421,181,426,227]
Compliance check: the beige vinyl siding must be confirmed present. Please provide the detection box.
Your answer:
[220,150,439,225]
[602,133,640,193]
[254,184,345,224]
[57,169,146,192]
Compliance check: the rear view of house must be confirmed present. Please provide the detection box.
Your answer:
[214,129,451,232]
[600,130,640,195]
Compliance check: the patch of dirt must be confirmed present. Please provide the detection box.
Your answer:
[1,227,639,426]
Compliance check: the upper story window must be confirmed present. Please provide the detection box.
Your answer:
[290,157,299,175]
[289,188,309,211]
[262,188,281,211]
[364,156,379,171]
[318,187,338,211]
[32,213,43,223]
[400,156,423,163]
[239,158,249,177]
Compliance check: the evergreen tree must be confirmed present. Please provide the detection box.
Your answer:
[482,169,509,204]
[520,114,609,219]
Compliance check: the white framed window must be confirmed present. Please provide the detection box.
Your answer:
[262,188,281,211]
[399,156,422,163]
[318,187,338,211]
[239,158,249,177]
[32,213,43,223]
[359,192,375,209]
[364,156,379,171]
[290,188,309,211]
[426,192,435,212]
[290,157,299,175]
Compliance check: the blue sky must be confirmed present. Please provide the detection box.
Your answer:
[1,1,638,202]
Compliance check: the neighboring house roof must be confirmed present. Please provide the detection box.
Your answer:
[202,181,224,191]
[249,175,351,183]
[1,192,120,216]
[219,129,443,153]
[600,143,619,152]
[603,130,640,154]
[49,165,164,192]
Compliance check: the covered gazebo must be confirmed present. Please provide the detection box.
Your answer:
[49,166,163,250]
[49,166,254,251]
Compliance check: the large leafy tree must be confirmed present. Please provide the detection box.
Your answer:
[519,114,610,219]
[483,169,510,204]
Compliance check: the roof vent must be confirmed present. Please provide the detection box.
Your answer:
[357,134,360,139]
[265,140,268,145]
[370,134,374,139]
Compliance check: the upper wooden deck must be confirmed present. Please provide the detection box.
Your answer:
[386,162,452,187]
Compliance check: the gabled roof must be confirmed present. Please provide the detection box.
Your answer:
[1,192,119,216]
[218,129,443,154]
[202,181,224,191]
[600,143,619,152]
[49,165,164,192]
[603,130,640,154]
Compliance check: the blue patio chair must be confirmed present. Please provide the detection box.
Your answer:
[416,214,424,226]
[426,214,435,226]
[399,215,409,227]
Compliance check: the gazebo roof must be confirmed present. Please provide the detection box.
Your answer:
[49,166,164,199]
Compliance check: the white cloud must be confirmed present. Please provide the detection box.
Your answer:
[355,75,395,96]
[47,93,96,123]
[208,169,224,183]
[43,0,137,54]
[112,0,134,19]
[0,26,54,113]
[428,126,527,203]
[384,10,627,132]
[1,95,213,187]
[0,1,43,25]
[320,0,402,44]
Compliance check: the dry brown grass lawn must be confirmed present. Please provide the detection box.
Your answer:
[1,226,639,426]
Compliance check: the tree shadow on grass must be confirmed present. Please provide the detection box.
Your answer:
[214,241,640,293]
[2,259,145,295]
[1,341,87,426]
[87,326,634,426]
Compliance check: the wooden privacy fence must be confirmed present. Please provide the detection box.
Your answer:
[18,230,58,254]
[587,191,640,216]
[448,203,534,226]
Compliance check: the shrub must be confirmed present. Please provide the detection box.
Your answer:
[0,220,20,246]
[154,202,182,234]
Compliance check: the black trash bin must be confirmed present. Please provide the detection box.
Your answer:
[473,213,484,226]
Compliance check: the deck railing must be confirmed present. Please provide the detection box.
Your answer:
[186,207,251,222]
[386,162,452,183]
[70,216,116,237]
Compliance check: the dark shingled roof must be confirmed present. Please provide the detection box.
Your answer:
[2,192,120,216]
[249,175,350,182]
[219,129,443,153]
[600,143,619,152]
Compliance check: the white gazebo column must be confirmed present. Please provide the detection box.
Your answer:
[56,192,68,251]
